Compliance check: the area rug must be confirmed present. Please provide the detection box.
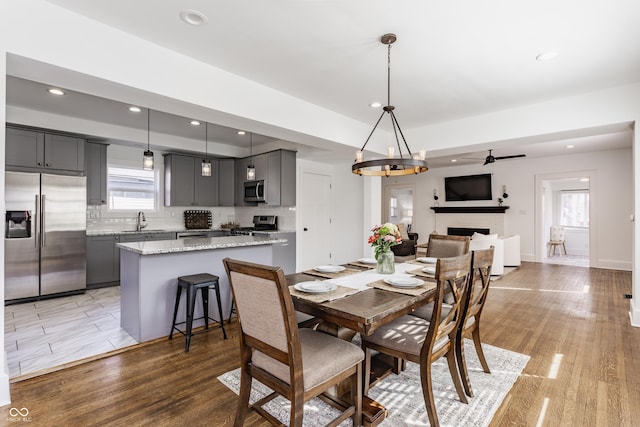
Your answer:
[490,266,518,281]
[217,339,529,426]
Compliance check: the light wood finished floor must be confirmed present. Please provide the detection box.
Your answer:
[2,262,638,426]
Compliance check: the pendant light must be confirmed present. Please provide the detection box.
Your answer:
[142,109,154,170]
[352,33,428,176]
[201,122,212,176]
[246,132,256,181]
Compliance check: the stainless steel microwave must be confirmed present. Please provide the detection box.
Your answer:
[244,180,265,202]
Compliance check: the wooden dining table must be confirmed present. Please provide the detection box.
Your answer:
[286,262,438,426]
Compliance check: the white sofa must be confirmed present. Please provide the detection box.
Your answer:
[469,233,521,276]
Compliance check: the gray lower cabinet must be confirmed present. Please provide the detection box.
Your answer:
[164,154,219,206]
[86,235,120,286]
[254,231,296,274]
[87,232,176,286]
[86,142,107,205]
[6,127,85,173]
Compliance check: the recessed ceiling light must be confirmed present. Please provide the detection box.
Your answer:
[536,51,558,61]
[190,120,201,126]
[179,10,208,26]
[566,144,575,149]
[47,88,64,96]
[369,102,382,108]
[450,159,457,163]
[579,177,589,182]
[237,131,246,135]
[129,106,141,113]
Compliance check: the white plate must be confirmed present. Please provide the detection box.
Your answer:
[383,277,425,288]
[294,281,337,293]
[313,265,346,273]
[416,257,438,264]
[422,266,436,275]
[358,258,377,264]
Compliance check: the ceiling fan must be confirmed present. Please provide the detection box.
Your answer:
[467,149,527,165]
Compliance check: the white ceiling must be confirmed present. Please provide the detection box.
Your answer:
[7,0,639,167]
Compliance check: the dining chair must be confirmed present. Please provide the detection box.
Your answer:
[455,247,494,398]
[223,258,364,427]
[360,253,472,427]
[426,233,470,258]
[548,225,567,256]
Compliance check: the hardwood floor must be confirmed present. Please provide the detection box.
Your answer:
[2,262,638,426]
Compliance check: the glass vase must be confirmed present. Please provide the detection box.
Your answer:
[376,249,395,274]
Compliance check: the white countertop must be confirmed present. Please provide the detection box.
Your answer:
[116,235,287,255]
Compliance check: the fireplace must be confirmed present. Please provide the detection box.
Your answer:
[448,227,490,237]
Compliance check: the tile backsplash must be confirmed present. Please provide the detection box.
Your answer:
[87,204,296,233]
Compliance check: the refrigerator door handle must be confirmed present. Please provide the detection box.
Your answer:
[35,194,40,248]
[41,194,46,247]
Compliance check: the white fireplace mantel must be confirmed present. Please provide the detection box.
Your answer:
[432,207,508,236]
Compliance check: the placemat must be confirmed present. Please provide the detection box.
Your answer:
[407,267,436,279]
[289,284,360,303]
[302,267,362,279]
[346,261,377,269]
[367,278,436,296]
[407,259,436,267]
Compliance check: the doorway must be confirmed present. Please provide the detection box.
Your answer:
[384,185,415,231]
[535,171,595,267]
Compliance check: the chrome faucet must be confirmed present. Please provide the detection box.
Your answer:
[136,211,148,232]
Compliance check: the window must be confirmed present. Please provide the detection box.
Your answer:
[107,166,158,211]
[389,196,398,219]
[560,190,589,227]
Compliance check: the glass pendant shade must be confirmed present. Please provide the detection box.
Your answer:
[143,109,154,171]
[246,165,256,181]
[202,159,212,176]
[143,150,154,170]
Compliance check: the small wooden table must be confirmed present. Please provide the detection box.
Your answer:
[287,268,436,426]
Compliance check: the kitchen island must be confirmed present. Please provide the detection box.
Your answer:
[117,235,287,342]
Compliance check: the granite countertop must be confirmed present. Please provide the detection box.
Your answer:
[116,235,287,255]
[87,229,221,237]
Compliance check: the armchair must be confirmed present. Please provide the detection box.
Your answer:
[390,223,419,257]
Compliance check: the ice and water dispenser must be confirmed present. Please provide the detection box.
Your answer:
[5,211,31,239]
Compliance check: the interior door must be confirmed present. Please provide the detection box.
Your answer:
[40,174,87,295]
[299,171,332,270]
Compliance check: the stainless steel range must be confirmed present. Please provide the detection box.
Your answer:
[231,215,278,236]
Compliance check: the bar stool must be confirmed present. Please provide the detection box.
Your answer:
[169,273,227,352]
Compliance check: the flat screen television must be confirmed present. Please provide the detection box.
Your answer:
[444,173,493,201]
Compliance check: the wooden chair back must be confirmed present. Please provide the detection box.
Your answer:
[223,258,302,379]
[465,247,494,325]
[426,234,470,258]
[421,252,473,362]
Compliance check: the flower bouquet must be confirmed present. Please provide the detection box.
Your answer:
[368,223,402,273]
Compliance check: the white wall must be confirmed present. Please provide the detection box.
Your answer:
[382,147,633,269]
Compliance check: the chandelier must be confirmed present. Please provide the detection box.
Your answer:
[352,33,428,176]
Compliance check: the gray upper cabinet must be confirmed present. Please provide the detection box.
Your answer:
[86,142,107,205]
[6,127,85,173]
[218,159,235,207]
[164,154,219,206]
[234,149,296,206]
[234,157,250,207]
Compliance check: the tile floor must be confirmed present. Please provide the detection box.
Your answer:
[4,287,137,379]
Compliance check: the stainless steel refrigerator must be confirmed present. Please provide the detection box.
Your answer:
[5,172,86,301]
